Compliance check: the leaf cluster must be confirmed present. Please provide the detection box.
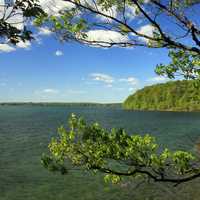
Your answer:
[0,0,46,44]
[42,114,200,185]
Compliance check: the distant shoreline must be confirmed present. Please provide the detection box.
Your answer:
[0,102,122,107]
[1,103,200,112]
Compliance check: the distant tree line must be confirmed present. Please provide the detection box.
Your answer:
[123,80,200,112]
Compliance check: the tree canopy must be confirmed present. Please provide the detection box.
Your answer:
[35,0,200,79]
[123,80,200,111]
[42,113,200,186]
[0,0,45,44]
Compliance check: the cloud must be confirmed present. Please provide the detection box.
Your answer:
[40,0,136,23]
[38,27,52,35]
[0,44,15,53]
[89,73,140,92]
[119,77,139,86]
[137,24,155,42]
[55,50,64,56]
[90,73,114,84]
[0,4,24,30]
[39,0,75,15]
[0,40,30,53]
[147,76,169,83]
[138,24,154,36]
[35,88,59,95]
[17,41,31,49]
[43,88,59,94]
[119,77,140,93]
[81,30,129,47]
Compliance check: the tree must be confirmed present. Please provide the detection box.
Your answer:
[123,80,200,111]
[42,114,200,186]
[0,0,45,45]
[35,0,200,79]
[39,0,200,188]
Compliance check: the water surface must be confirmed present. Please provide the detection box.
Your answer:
[1,105,200,200]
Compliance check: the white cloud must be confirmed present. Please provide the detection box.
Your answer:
[137,24,155,42]
[119,77,139,93]
[81,30,129,47]
[0,44,15,53]
[17,41,31,49]
[0,40,31,53]
[0,4,24,30]
[55,50,64,56]
[89,73,141,92]
[38,27,52,35]
[138,24,154,36]
[85,73,169,95]
[43,88,59,94]
[147,76,169,83]
[35,88,59,95]
[90,73,114,84]
[119,77,139,86]
[39,0,75,15]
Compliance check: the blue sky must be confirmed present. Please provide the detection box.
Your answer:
[1,0,182,103]
[1,0,199,103]
[0,35,171,103]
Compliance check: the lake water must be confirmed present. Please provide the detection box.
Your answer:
[1,105,200,200]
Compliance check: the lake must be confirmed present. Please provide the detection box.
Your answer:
[1,105,200,200]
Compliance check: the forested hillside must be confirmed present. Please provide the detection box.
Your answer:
[123,80,200,111]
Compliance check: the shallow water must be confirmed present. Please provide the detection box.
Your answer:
[1,105,200,200]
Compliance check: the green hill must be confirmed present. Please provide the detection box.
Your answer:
[123,80,200,112]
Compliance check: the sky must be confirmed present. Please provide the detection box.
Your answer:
[0,0,174,103]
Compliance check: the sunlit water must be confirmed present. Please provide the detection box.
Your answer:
[1,105,200,200]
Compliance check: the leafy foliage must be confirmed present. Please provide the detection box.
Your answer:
[42,114,200,186]
[156,50,200,80]
[123,80,200,111]
[0,0,46,44]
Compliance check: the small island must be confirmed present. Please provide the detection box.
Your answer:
[123,80,200,112]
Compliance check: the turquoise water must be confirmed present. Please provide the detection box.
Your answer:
[1,105,200,200]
